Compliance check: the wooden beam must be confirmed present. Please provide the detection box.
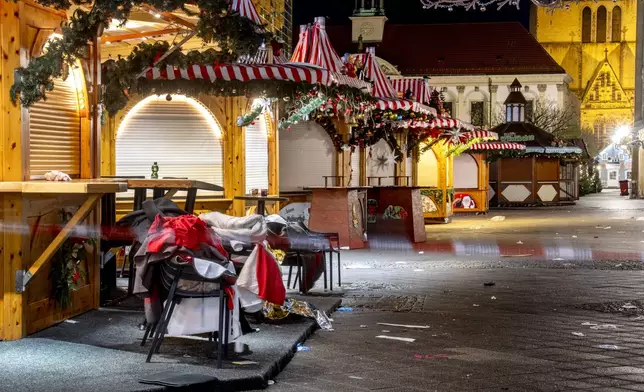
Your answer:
[102,28,184,43]
[138,5,196,29]
[25,195,100,285]
[1,0,26,340]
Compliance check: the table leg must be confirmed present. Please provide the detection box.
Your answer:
[133,189,146,211]
[185,188,197,214]
[257,200,266,216]
[152,188,165,200]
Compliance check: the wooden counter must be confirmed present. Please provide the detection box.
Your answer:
[307,186,369,249]
[367,186,427,243]
[0,180,127,194]
[0,180,127,340]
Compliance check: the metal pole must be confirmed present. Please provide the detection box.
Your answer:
[632,0,643,198]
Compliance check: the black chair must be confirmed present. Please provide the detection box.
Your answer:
[142,255,236,368]
[287,235,341,292]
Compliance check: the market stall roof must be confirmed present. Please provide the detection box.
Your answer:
[325,22,566,76]
[361,48,437,117]
[430,117,477,132]
[291,17,345,73]
[143,62,370,91]
[491,122,563,148]
[389,78,432,104]
[525,146,583,154]
[470,142,526,151]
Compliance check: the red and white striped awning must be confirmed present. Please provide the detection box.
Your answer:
[429,117,476,131]
[291,25,311,65]
[470,142,526,151]
[143,63,370,91]
[290,18,344,73]
[145,63,332,86]
[376,97,437,116]
[230,0,262,25]
[390,78,431,104]
[363,47,399,99]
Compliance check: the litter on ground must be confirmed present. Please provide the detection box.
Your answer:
[377,322,430,329]
[376,335,416,343]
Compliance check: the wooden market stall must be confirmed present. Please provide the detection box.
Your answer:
[488,80,583,207]
[452,141,526,214]
[1,0,375,339]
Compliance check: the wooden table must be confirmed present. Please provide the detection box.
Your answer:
[234,195,289,216]
[123,178,224,214]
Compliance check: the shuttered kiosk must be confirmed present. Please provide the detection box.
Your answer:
[115,95,224,196]
[28,76,82,178]
[279,121,337,192]
[245,113,269,194]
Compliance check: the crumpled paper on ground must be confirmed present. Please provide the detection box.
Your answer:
[44,170,71,181]
[263,298,332,330]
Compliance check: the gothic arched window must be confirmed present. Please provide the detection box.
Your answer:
[612,6,622,42]
[597,6,607,43]
[582,7,592,43]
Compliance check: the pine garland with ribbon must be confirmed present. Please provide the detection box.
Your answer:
[485,150,583,163]
[237,98,272,127]
[313,113,345,152]
[11,0,271,108]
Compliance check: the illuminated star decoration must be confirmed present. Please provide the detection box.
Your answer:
[373,148,396,172]
[445,129,466,145]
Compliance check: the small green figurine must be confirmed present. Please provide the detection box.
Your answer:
[151,162,159,179]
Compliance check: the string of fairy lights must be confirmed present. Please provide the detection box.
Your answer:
[419,0,575,12]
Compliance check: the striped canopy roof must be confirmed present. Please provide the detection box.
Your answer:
[470,142,525,151]
[291,18,345,73]
[230,0,262,25]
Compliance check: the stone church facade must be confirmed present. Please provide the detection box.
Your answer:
[532,0,637,150]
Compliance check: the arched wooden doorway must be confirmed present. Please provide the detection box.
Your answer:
[116,95,224,195]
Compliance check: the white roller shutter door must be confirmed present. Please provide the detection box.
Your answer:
[245,116,269,194]
[116,95,224,196]
[350,148,361,186]
[279,122,336,192]
[28,77,81,178]
[453,153,478,189]
[367,138,395,186]
[406,155,413,184]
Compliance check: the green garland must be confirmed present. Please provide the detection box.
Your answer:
[314,114,344,152]
[237,98,272,127]
[485,150,583,163]
[11,0,271,108]
[279,95,326,130]
[421,189,443,205]
[50,209,96,309]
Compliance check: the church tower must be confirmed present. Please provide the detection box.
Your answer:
[532,0,637,151]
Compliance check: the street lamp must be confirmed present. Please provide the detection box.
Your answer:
[612,125,631,145]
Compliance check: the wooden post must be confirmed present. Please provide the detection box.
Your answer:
[1,0,26,340]
[333,118,351,186]
[411,146,418,186]
[222,97,246,216]
[359,146,367,186]
[267,104,279,198]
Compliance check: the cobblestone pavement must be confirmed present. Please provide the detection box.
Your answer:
[262,191,644,392]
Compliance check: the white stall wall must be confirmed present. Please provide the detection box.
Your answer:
[366,139,395,186]
[453,153,479,189]
[279,122,336,191]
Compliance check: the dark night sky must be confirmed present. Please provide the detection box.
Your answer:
[293,0,531,27]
